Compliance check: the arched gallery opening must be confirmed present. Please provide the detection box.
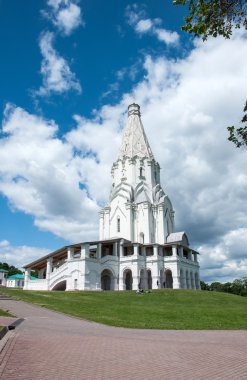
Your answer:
[101,269,113,290]
[52,280,66,291]
[165,269,173,288]
[139,269,145,289]
[123,269,133,290]
[147,269,152,289]
[180,269,185,289]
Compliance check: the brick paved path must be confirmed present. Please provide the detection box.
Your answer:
[1,299,247,380]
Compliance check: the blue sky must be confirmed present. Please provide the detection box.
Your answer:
[0,0,247,283]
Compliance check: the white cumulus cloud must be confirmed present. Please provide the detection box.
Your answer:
[0,240,50,269]
[0,103,97,246]
[46,0,83,36]
[37,31,81,96]
[125,4,179,45]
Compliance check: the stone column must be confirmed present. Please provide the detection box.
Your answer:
[188,250,193,261]
[153,245,158,257]
[24,268,30,290]
[67,246,74,260]
[193,252,198,262]
[46,258,53,290]
[38,268,44,279]
[81,243,90,258]
[172,263,180,289]
[178,246,183,258]
[112,277,118,290]
[152,245,160,289]
[119,274,124,290]
[133,243,139,257]
[113,241,118,256]
[119,241,124,257]
[130,245,139,290]
[97,243,102,259]
[172,245,177,257]
[173,275,180,289]
[132,277,139,290]
[140,246,148,290]
[46,258,52,279]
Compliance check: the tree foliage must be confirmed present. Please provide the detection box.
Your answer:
[201,277,247,296]
[0,262,23,277]
[173,0,247,40]
[228,101,247,147]
[173,0,247,147]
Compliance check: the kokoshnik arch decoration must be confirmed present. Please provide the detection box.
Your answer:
[24,104,200,291]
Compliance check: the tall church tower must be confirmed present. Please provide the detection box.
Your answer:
[99,103,175,244]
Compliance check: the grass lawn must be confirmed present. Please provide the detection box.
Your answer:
[0,309,15,332]
[0,288,247,329]
[0,308,14,317]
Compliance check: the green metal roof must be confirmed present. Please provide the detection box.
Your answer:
[7,274,37,280]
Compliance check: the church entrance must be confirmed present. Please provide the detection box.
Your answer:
[124,269,133,290]
[101,269,112,290]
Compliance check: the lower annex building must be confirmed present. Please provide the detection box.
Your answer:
[24,104,200,291]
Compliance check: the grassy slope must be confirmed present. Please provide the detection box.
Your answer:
[1,288,247,329]
[0,307,15,330]
[0,309,14,317]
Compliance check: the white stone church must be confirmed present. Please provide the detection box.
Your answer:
[24,104,200,291]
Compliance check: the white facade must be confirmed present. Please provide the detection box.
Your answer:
[0,269,8,287]
[7,277,25,288]
[24,103,200,291]
[99,103,174,244]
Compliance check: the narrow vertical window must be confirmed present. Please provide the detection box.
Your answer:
[117,217,120,232]
[140,232,144,244]
[140,167,143,177]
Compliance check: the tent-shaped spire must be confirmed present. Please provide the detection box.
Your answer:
[117,104,154,160]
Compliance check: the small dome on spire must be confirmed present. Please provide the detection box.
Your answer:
[128,103,140,117]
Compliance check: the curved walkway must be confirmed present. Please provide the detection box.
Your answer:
[1,299,247,379]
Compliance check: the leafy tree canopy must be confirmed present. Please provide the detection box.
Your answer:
[228,101,247,147]
[0,262,23,277]
[173,0,247,40]
[173,0,247,147]
[201,277,247,296]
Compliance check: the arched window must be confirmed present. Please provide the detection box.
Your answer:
[117,217,120,232]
